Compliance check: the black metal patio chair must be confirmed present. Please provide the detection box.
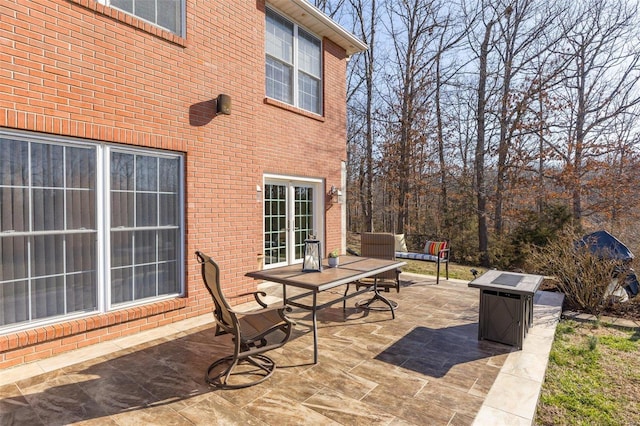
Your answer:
[195,251,294,389]
[343,233,401,316]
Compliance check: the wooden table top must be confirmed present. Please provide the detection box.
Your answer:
[246,255,406,292]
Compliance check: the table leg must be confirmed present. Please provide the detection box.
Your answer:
[312,292,318,364]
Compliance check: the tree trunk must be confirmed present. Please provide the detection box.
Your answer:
[476,20,494,267]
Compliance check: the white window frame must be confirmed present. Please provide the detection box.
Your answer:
[263,174,324,269]
[0,129,185,334]
[97,0,186,37]
[265,7,323,115]
[103,145,185,311]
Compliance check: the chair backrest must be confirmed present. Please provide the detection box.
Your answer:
[361,233,397,279]
[361,232,396,259]
[195,251,235,333]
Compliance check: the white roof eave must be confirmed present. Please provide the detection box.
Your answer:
[266,0,368,56]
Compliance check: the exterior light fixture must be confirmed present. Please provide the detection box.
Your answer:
[329,185,343,204]
[216,94,231,115]
[302,238,322,272]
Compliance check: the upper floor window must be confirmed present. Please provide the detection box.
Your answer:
[266,8,322,115]
[106,0,183,35]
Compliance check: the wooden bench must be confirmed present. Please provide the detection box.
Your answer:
[394,234,449,285]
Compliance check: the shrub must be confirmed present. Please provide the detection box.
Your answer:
[525,228,624,315]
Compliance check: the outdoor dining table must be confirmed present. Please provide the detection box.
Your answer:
[246,255,406,364]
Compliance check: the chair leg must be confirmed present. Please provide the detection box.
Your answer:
[436,260,441,285]
[205,354,276,389]
[355,279,397,318]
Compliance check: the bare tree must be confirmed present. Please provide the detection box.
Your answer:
[345,0,378,232]
[382,0,465,234]
[491,0,568,235]
[312,0,347,18]
[552,0,640,226]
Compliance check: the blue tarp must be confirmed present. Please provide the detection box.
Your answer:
[579,230,635,261]
[580,230,637,297]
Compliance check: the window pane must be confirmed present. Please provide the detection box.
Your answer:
[67,189,96,230]
[158,229,178,261]
[0,188,28,232]
[111,152,135,191]
[158,0,181,34]
[112,231,133,267]
[299,73,321,114]
[298,29,321,77]
[136,193,158,226]
[111,0,133,13]
[266,57,293,103]
[32,189,64,231]
[32,276,65,320]
[136,156,157,192]
[135,264,157,299]
[135,230,157,264]
[0,138,28,186]
[159,158,179,192]
[0,280,28,326]
[111,267,133,304]
[31,143,64,188]
[266,9,293,63]
[111,192,134,228]
[66,146,96,189]
[136,0,156,23]
[66,233,96,273]
[264,184,287,265]
[0,236,28,281]
[159,194,178,226]
[67,271,97,312]
[32,235,65,277]
[158,261,179,294]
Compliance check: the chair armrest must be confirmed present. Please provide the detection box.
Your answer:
[231,291,269,308]
[439,248,450,260]
[229,304,296,326]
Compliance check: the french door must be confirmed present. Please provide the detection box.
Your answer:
[263,177,322,268]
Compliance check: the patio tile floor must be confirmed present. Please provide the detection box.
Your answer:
[0,273,563,425]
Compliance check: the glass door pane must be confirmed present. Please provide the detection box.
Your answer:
[264,184,287,266]
[293,185,313,261]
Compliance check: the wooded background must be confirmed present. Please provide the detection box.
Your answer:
[314,0,640,267]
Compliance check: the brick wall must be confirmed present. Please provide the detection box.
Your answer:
[0,0,348,367]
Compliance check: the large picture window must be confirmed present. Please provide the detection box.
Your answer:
[104,0,183,36]
[266,8,322,115]
[0,130,184,332]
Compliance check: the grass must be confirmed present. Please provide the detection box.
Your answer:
[400,259,478,281]
[346,232,480,281]
[535,320,640,425]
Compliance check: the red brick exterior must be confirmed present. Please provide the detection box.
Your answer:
[0,0,349,368]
